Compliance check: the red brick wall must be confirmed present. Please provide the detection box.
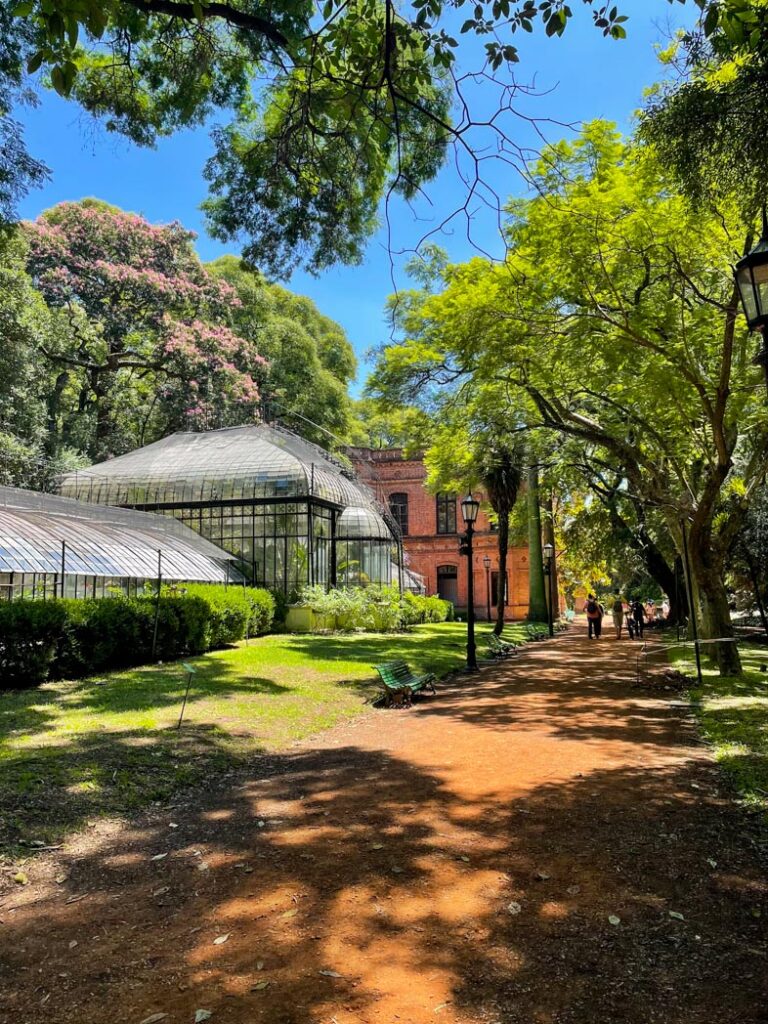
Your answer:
[348,447,530,620]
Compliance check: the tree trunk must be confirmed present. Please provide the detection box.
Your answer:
[688,533,741,676]
[527,465,548,622]
[542,490,558,621]
[494,508,509,636]
[668,556,688,627]
[742,544,768,638]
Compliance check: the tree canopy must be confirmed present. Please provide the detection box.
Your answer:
[368,121,768,673]
[0,1,760,273]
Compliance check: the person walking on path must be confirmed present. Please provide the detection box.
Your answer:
[631,598,646,640]
[611,591,625,639]
[586,593,602,639]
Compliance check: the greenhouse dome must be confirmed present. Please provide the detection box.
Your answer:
[59,424,400,593]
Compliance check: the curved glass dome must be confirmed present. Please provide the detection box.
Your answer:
[59,423,379,510]
[336,505,393,541]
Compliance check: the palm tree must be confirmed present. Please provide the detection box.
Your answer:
[480,441,523,636]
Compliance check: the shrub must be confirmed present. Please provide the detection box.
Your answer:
[0,600,68,688]
[294,585,451,632]
[0,583,275,689]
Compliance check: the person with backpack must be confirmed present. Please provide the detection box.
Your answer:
[586,593,602,639]
[611,591,624,639]
[631,599,646,640]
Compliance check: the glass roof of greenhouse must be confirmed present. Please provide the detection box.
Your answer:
[0,486,242,582]
[59,424,385,512]
[336,505,393,541]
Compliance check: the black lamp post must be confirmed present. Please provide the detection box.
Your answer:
[483,555,492,623]
[461,492,480,670]
[734,208,768,390]
[542,542,555,638]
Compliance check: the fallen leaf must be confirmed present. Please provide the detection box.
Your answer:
[608,915,621,926]
[213,933,230,945]
[707,858,718,869]
[567,886,581,896]
[139,1015,169,1024]
[152,887,170,898]
[371,844,384,850]
[194,1011,212,1023]
[68,940,78,949]
[281,909,298,919]
[168,822,179,829]
[460,856,470,863]
[197,861,210,872]
[535,871,551,881]
[251,981,270,991]
[319,970,345,978]
[256,961,265,971]
[669,911,685,921]
[13,871,28,885]
[55,874,67,885]
[506,901,522,915]
[391,866,403,874]
[151,853,168,862]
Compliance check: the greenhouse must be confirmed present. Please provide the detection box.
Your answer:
[59,424,401,593]
[0,485,242,600]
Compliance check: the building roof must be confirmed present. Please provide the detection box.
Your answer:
[0,486,241,582]
[59,424,384,512]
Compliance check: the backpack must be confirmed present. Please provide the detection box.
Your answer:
[586,599,599,619]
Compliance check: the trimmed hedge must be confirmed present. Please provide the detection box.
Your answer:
[0,584,275,690]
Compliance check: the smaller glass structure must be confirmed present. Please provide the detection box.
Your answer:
[0,486,241,600]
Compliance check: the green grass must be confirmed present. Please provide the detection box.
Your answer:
[0,620,545,858]
[668,639,768,814]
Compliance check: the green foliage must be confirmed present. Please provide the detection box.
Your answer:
[297,584,450,631]
[207,256,356,445]
[0,584,275,688]
[640,1,768,212]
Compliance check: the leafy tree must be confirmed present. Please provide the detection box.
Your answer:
[24,200,265,458]
[640,1,768,213]
[207,256,356,446]
[1,1,745,270]
[368,123,767,674]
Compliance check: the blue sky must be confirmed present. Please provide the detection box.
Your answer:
[16,0,690,392]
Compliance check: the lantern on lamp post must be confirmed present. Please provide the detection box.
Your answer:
[460,493,480,671]
[734,208,768,390]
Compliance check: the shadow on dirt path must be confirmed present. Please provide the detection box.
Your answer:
[1,630,767,1024]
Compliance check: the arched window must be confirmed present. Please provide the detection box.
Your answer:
[436,492,457,534]
[389,492,409,536]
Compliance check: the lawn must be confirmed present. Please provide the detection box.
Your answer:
[0,620,541,859]
[669,639,768,815]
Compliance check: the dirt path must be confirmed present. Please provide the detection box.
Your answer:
[1,630,767,1024]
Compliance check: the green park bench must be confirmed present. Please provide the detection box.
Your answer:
[525,624,548,641]
[374,659,437,708]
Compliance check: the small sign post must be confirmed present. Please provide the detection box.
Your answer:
[177,662,196,732]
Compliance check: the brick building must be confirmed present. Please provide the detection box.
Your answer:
[348,447,530,620]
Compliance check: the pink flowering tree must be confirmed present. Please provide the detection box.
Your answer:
[25,200,266,457]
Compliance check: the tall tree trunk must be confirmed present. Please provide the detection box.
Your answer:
[687,530,741,676]
[542,490,558,621]
[742,544,768,637]
[668,556,688,627]
[494,506,509,636]
[527,465,548,622]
